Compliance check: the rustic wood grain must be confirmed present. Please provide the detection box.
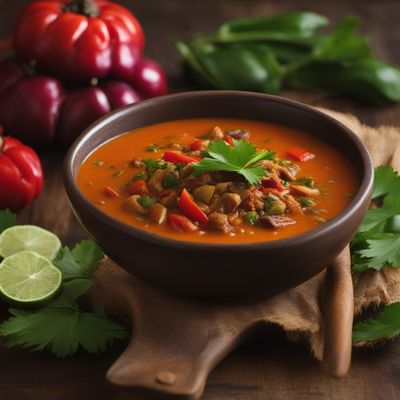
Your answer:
[1,1,400,399]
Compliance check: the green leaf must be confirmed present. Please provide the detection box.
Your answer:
[287,58,400,105]
[190,43,282,93]
[193,139,275,185]
[0,306,127,358]
[358,195,400,233]
[219,11,328,39]
[353,303,400,342]
[312,17,371,62]
[372,165,400,199]
[358,234,400,270]
[53,239,103,281]
[0,209,17,235]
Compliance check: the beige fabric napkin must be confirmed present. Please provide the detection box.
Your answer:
[90,108,400,360]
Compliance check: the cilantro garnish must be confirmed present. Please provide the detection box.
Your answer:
[0,211,127,358]
[192,139,276,185]
[351,166,400,272]
[353,303,400,342]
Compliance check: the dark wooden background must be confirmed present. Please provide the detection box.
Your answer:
[1,1,400,399]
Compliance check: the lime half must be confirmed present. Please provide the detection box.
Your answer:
[0,251,62,306]
[0,225,62,261]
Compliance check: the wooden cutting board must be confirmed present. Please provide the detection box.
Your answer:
[88,246,353,400]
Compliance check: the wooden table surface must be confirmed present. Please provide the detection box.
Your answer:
[1,1,400,399]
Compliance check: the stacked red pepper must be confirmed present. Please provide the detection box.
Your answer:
[0,0,168,148]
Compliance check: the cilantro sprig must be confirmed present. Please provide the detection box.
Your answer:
[351,166,400,272]
[0,211,127,357]
[192,139,276,185]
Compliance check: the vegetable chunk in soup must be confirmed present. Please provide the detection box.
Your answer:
[77,119,359,244]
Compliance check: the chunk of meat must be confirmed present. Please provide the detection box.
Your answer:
[260,215,296,228]
[290,185,320,197]
[210,126,224,139]
[284,194,303,215]
[225,129,250,140]
[208,212,232,233]
[217,193,242,213]
[147,169,167,193]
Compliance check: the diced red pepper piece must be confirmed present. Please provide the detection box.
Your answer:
[178,188,209,225]
[260,187,282,197]
[163,151,198,164]
[104,186,120,198]
[159,189,175,198]
[223,134,234,146]
[261,177,284,191]
[168,213,198,233]
[126,179,149,195]
[286,148,315,162]
[190,138,204,151]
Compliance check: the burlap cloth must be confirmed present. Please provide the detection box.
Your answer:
[91,108,400,360]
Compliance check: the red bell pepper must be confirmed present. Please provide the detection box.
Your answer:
[223,134,234,146]
[287,148,315,162]
[14,0,145,83]
[104,186,119,198]
[0,132,43,212]
[167,214,198,233]
[177,189,209,225]
[261,176,284,191]
[163,151,198,164]
[190,138,205,151]
[126,180,149,195]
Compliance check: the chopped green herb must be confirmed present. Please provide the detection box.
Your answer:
[164,173,180,188]
[144,158,166,176]
[300,197,315,207]
[111,170,124,177]
[147,144,160,152]
[193,139,276,185]
[295,177,315,187]
[244,212,258,226]
[93,160,104,167]
[138,196,156,208]
[133,171,146,181]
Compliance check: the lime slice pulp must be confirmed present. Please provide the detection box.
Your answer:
[0,251,62,306]
[0,225,62,261]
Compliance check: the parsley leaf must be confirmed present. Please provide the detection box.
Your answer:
[351,167,400,273]
[358,234,400,270]
[372,165,400,199]
[0,302,127,358]
[193,139,276,185]
[353,303,400,342]
[0,235,127,357]
[54,240,103,281]
[0,209,17,235]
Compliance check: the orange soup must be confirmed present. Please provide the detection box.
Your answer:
[77,118,359,243]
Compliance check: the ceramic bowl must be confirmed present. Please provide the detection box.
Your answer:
[64,91,373,300]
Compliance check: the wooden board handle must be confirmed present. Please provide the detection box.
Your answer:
[322,245,354,377]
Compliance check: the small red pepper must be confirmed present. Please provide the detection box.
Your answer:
[260,187,282,197]
[287,148,315,162]
[126,179,149,195]
[190,138,204,151]
[168,213,198,233]
[223,134,234,146]
[0,132,43,212]
[159,189,175,198]
[261,176,284,191]
[163,151,198,164]
[178,188,209,225]
[104,186,119,198]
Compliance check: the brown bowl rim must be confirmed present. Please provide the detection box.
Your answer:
[64,90,374,252]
